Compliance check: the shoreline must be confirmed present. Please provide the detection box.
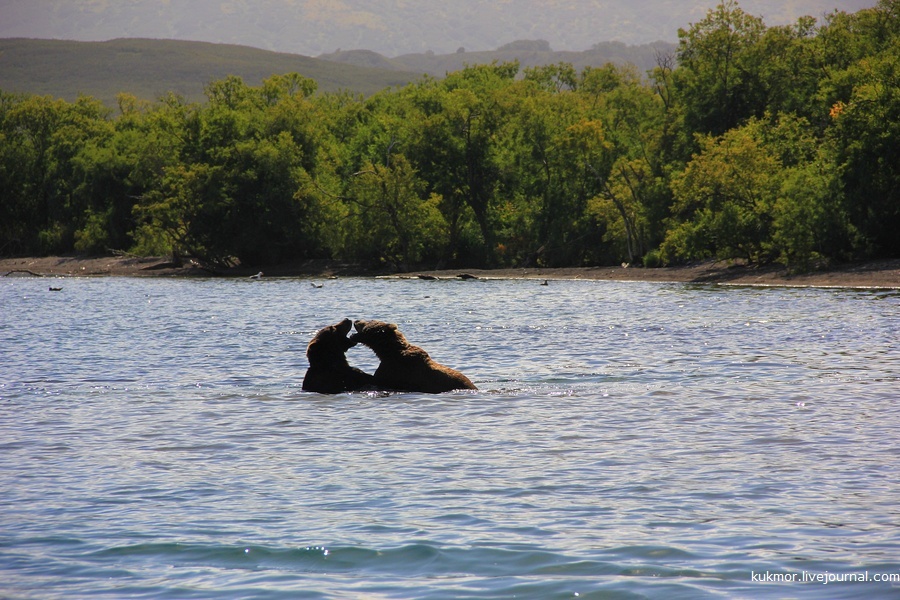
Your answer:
[2,255,899,289]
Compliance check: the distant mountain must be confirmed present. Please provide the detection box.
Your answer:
[0,0,876,58]
[0,38,421,107]
[319,40,677,78]
[0,37,678,108]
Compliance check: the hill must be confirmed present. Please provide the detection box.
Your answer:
[0,0,877,58]
[0,37,676,108]
[0,38,422,106]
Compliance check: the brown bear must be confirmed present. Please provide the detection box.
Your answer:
[301,318,378,393]
[350,319,477,393]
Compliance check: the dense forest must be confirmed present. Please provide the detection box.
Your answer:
[2,0,898,271]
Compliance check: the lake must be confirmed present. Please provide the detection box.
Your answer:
[1,275,898,599]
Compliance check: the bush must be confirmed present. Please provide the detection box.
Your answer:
[643,249,662,268]
[74,210,110,254]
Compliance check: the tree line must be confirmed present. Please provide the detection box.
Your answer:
[2,0,898,270]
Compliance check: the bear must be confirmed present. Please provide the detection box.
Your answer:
[301,318,378,393]
[349,319,477,393]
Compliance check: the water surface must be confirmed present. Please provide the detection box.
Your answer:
[2,276,898,598]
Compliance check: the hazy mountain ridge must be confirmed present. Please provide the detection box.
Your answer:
[0,0,875,58]
[0,37,675,108]
[319,40,677,77]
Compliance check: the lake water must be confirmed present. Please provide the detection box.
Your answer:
[1,275,898,599]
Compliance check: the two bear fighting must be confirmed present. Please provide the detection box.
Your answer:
[301,319,477,394]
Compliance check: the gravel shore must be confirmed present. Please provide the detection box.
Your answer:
[3,255,899,288]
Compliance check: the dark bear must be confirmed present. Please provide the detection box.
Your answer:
[301,318,378,393]
[350,319,477,393]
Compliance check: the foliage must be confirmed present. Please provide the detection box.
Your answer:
[1,1,899,270]
[342,155,448,269]
[674,0,768,137]
[663,121,781,263]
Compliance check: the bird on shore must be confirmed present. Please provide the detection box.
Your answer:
[249,271,263,280]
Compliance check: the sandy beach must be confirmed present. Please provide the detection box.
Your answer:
[2,255,899,288]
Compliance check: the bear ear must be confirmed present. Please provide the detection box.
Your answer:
[337,319,353,334]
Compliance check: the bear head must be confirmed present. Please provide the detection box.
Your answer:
[303,318,380,393]
[306,318,356,364]
[350,319,410,356]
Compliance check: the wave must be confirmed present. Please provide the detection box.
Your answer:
[85,540,711,576]
[5,539,794,599]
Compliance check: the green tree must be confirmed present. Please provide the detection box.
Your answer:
[70,93,184,253]
[343,154,448,269]
[772,159,849,268]
[819,0,900,257]
[674,0,767,136]
[128,92,201,256]
[0,93,111,255]
[523,62,578,92]
[582,63,670,264]
[395,64,517,266]
[498,81,604,266]
[133,74,332,266]
[754,18,821,121]
[662,120,781,263]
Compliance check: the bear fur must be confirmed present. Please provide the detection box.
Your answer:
[302,318,378,393]
[350,319,477,393]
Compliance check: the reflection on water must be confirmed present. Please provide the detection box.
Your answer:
[1,277,898,599]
